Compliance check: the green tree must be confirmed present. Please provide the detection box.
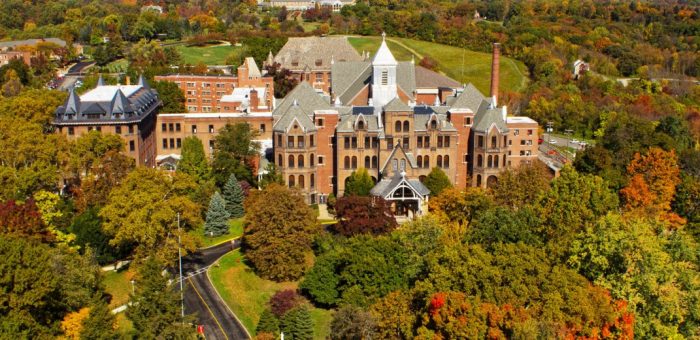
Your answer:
[243,184,319,281]
[343,168,374,196]
[177,136,209,182]
[152,80,186,113]
[127,258,193,338]
[204,192,230,237]
[330,305,376,340]
[70,207,128,265]
[259,162,284,188]
[256,309,280,334]
[212,123,261,187]
[222,173,245,218]
[280,306,313,340]
[423,167,452,196]
[79,299,118,340]
[100,168,202,263]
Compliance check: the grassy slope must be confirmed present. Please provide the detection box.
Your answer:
[209,250,332,339]
[190,218,245,248]
[103,269,132,309]
[347,36,528,94]
[174,44,243,65]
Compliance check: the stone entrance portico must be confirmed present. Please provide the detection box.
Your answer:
[370,172,429,219]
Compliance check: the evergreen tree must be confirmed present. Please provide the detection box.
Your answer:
[281,306,313,340]
[344,168,374,196]
[205,192,230,237]
[256,308,280,334]
[80,299,118,340]
[222,173,245,218]
[127,258,193,338]
[423,167,452,196]
[177,136,210,182]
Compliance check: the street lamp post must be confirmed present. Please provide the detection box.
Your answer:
[130,279,135,295]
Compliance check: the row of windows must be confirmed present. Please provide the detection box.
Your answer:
[162,123,181,132]
[68,125,135,136]
[343,156,379,169]
[288,174,315,189]
[512,129,534,136]
[476,154,506,168]
[162,138,182,149]
[477,135,508,149]
[280,154,317,168]
[278,135,315,148]
[184,82,235,89]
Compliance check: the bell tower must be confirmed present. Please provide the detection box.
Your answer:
[371,32,398,112]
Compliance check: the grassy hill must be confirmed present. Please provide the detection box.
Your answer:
[174,43,244,65]
[347,36,528,94]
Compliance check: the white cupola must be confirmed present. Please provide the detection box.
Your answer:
[371,32,398,113]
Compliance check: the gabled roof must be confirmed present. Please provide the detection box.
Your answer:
[414,65,460,89]
[273,36,362,71]
[273,105,317,133]
[336,113,381,133]
[274,82,331,117]
[472,100,508,133]
[332,61,372,105]
[110,89,133,114]
[243,57,262,78]
[447,83,485,112]
[384,97,411,112]
[370,173,430,198]
[380,143,418,172]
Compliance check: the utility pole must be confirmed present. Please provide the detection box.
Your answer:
[177,212,184,322]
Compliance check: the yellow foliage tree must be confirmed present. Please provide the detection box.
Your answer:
[61,307,90,339]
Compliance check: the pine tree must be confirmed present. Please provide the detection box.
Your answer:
[281,306,313,340]
[80,299,118,340]
[127,258,193,338]
[256,308,280,334]
[205,192,230,237]
[222,173,245,218]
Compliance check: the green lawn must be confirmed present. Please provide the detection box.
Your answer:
[103,269,132,309]
[191,218,244,248]
[104,58,128,73]
[209,250,332,338]
[175,43,243,66]
[347,36,529,94]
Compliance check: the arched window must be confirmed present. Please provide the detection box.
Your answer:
[278,154,282,166]
[310,153,315,166]
[444,155,450,168]
[403,121,409,132]
[298,175,305,188]
[365,156,370,169]
[476,174,482,187]
[288,175,295,187]
[494,155,499,168]
[344,156,350,169]
[298,155,304,168]
[491,135,497,148]
[395,121,401,132]
[372,156,378,168]
[477,154,483,167]
[358,120,365,130]
[430,120,437,129]
[424,155,429,168]
[289,155,295,168]
[351,156,357,169]
[417,155,422,168]
[487,155,493,168]
[310,174,315,188]
[437,155,443,168]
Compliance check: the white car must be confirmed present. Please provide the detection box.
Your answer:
[571,139,580,144]
[549,139,557,144]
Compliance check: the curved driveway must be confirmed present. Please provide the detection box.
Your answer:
[180,239,250,340]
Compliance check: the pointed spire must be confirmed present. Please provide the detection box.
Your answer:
[65,87,80,114]
[111,89,131,115]
[138,74,149,88]
[266,50,274,66]
[372,32,397,65]
[97,74,105,86]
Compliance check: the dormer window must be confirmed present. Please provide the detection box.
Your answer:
[357,120,364,130]
[315,59,322,66]
[430,120,437,130]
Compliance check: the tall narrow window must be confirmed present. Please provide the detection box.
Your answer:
[403,121,409,132]
[289,175,295,187]
[417,156,422,168]
[444,155,449,168]
[310,154,315,167]
[299,175,305,189]
[437,155,443,168]
[310,174,315,188]
[352,156,357,169]
[381,70,388,85]
[344,156,350,169]
[289,155,295,168]
[298,155,304,168]
[395,121,401,132]
[365,156,370,169]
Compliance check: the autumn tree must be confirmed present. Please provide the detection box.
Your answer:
[60,307,90,339]
[222,173,245,218]
[269,289,305,317]
[177,136,210,182]
[68,130,124,178]
[76,150,135,211]
[334,196,397,236]
[428,187,494,226]
[204,192,230,237]
[100,168,202,263]
[621,147,681,220]
[491,162,551,209]
[0,199,52,242]
[369,290,416,339]
[423,167,452,196]
[243,184,319,281]
[344,168,375,197]
[127,258,193,338]
[263,62,298,98]
[79,299,118,340]
[330,305,377,340]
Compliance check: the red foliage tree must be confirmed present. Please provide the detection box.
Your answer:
[0,199,53,242]
[269,289,304,317]
[333,196,397,236]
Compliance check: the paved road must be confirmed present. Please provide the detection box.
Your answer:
[179,240,250,340]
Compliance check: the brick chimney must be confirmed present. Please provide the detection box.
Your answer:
[490,43,500,105]
[249,88,259,111]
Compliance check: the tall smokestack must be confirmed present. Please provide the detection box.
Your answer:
[490,43,500,105]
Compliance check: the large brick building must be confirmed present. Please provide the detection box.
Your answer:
[272,35,539,215]
[154,57,274,113]
[53,75,161,167]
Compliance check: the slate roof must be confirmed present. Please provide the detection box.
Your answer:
[273,105,317,133]
[336,113,382,132]
[384,97,411,112]
[331,61,416,105]
[273,36,362,71]
[370,173,430,198]
[414,66,461,89]
[274,82,331,117]
[472,99,508,133]
[446,83,486,112]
